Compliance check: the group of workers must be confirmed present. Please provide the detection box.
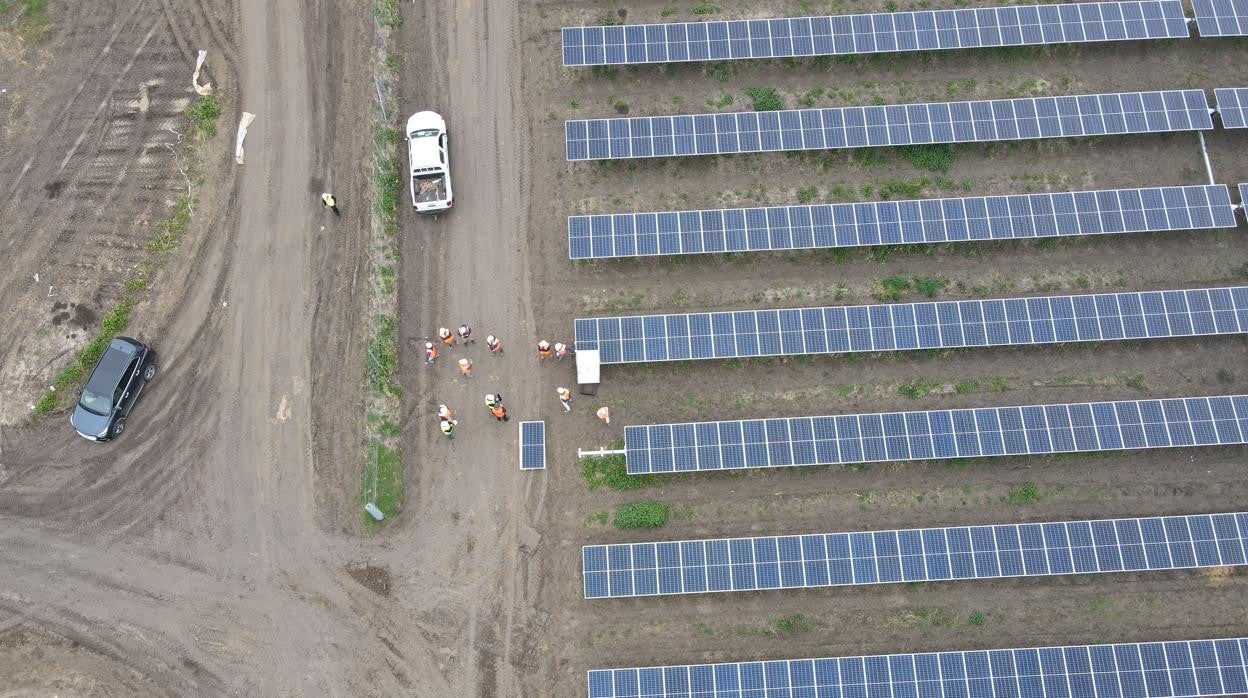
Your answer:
[427,325,576,437]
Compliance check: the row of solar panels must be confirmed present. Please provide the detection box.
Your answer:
[569,183,1241,259]
[567,88,1248,161]
[621,394,1248,474]
[588,637,1248,697]
[584,512,1247,599]
[564,0,1247,66]
[574,286,1248,364]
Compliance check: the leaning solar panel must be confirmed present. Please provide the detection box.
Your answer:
[562,1,1189,67]
[519,421,546,470]
[582,512,1248,599]
[1215,88,1248,128]
[1194,0,1248,35]
[587,637,1248,698]
[565,89,1213,160]
[573,286,1248,365]
[623,395,1248,474]
[568,185,1234,259]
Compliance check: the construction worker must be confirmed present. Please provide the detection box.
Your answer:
[439,419,457,437]
[537,340,552,361]
[321,192,340,216]
[424,342,438,365]
[485,393,502,408]
[457,324,473,343]
[486,335,502,354]
[554,342,569,361]
[597,406,611,424]
[490,402,509,422]
[457,357,473,377]
[437,404,453,421]
[557,386,572,412]
[438,327,455,346]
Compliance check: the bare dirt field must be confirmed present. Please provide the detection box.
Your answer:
[0,0,1246,695]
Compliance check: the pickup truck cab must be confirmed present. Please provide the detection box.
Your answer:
[406,111,452,214]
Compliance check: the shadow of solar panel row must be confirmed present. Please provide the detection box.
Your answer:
[573,287,1248,365]
[519,421,546,470]
[1194,0,1248,35]
[582,512,1248,599]
[564,89,1212,160]
[623,395,1248,475]
[562,1,1188,66]
[568,185,1233,259]
[1214,87,1248,128]
[587,637,1248,698]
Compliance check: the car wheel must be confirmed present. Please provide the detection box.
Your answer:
[143,364,157,381]
[112,418,125,437]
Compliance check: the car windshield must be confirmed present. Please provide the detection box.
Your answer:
[410,128,440,138]
[78,387,111,415]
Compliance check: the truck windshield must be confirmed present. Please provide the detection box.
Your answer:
[410,128,440,138]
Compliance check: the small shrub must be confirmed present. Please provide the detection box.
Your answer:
[744,86,783,111]
[900,143,956,172]
[373,0,402,28]
[1007,481,1040,504]
[614,500,669,529]
[32,392,57,415]
[379,420,400,438]
[796,186,818,204]
[968,611,986,625]
[774,614,810,633]
[954,379,979,394]
[595,14,621,25]
[1217,368,1235,384]
[185,94,222,140]
[690,4,720,14]
[989,377,1008,392]
[660,7,678,16]
[873,275,911,301]
[1126,374,1147,392]
[912,276,948,298]
[898,379,940,399]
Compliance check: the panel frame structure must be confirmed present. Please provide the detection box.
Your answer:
[1215,87,1248,128]
[1194,0,1248,36]
[574,287,1248,365]
[587,637,1248,698]
[569,185,1235,260]
[582,512,1248,599]
[565,89,1214,161]
[519,420,547,470]
[622,395,1248,475]
[562,0,1191,67]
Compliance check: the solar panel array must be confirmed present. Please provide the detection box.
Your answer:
[1193,0,1248,36]
[562,1,1189,67]
[622,395,1248,475]
[568,185,1234,260]
[587,637,1248,698]
[1240,183,1248,207]
[519,421,547,470]
[583,512,1248,599]
[1215,87,1248,128]
[573,287,1248,365]
[564,89,1213,161]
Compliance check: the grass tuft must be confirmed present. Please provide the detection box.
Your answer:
[1007,481,1040,504]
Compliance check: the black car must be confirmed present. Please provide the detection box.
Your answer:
[70,336,157,441]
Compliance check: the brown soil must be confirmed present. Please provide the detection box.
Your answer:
[0,0,1245,695]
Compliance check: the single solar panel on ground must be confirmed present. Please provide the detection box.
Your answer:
[622,395,1248,474]
[562,1,1189,66]
[565,89,1213,160]
[587,637,1248,697]
[519,421,546,470]
[1215,87,1248,128]
[568,185,1234,259]
[1194,0,1248,35]
[573,287,1248,365]
[582,512,1248,599]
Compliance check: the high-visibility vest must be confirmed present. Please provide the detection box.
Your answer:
[322,193,335,207]
[440,421,453,434]
[558,389,571,400]
[490,405,506,418]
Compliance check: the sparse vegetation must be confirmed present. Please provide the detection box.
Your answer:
[912,276,948,298]
[1007,481,1041,504]
[900,144,956,172]
[1,0,51,43]
[873,275,911,301]
[898,378,941,399]
[690,4,720,14]
[796,186,819,204]
[373,0,402,27]
[968,611,986,625]
[582,451,655,491]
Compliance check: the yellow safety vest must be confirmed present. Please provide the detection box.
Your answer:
[322,193,335,207]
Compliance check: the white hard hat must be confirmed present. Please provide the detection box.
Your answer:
[425,341,433,349]
[487,334,497,342]
[458,358,469,366]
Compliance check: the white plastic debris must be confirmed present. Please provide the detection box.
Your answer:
[235,112,256,164]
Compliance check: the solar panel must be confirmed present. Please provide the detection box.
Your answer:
[568,185,1235,259]
[519,421,546,470]
[582,512,1248,599]
[1215,87,1248,128]
[562,1,1190,67]
[623,395,1248,475]
[1194,0,1248,36]
[1240,183,1248,206]
[564,89,1213,161]
[587,637,1248,697]
[574,286,1248,365]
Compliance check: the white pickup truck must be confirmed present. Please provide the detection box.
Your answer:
[406,111,453,214]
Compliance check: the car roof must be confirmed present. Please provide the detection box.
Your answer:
[84,340,137,393]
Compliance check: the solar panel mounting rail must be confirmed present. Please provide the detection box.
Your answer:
[573,286,1248,365]
[568,184,1235,260]
[582,512,1248,599]
[565,89,1213,161]
[562,0,1190,67]
[587,637,1248,697]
